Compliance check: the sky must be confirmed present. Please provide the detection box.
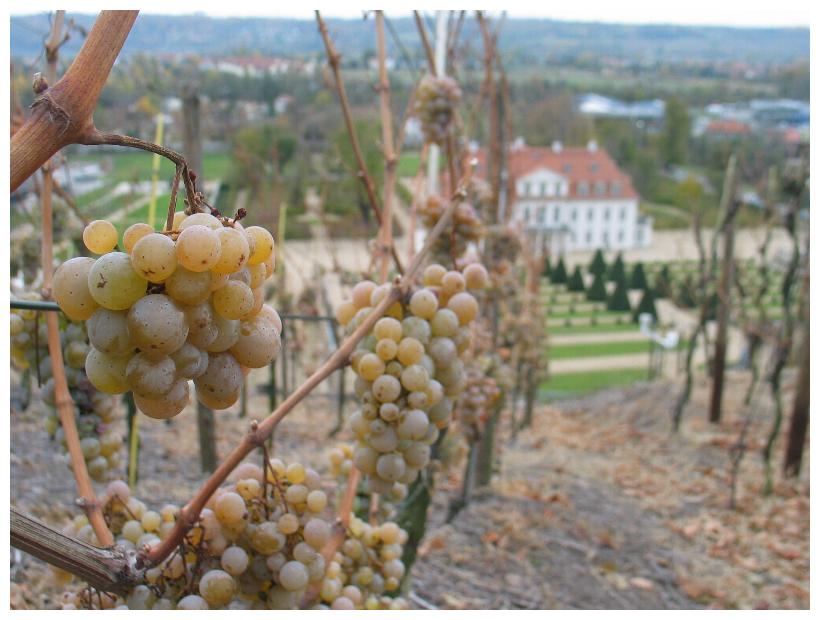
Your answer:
[9,1,812,28]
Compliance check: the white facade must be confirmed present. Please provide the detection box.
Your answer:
[512,168,650,252]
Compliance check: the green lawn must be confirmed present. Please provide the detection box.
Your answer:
[548,309,631,321]
[548,322,639,337]
[550,339,665,360]
[72,151,234,184]
[539,367,648,397]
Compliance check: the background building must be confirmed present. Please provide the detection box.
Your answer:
[476,139,653,254]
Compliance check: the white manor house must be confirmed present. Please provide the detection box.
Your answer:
[478,139,653,253]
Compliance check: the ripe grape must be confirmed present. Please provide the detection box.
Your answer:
[122,223,153,254]
[87,252,147,311]
[212,280,254,320]
[52,257,99,321]
[87,309,132,356]
[125,352,175,397]
[176,225,221,272]
[133,378,189,419]
[130,233,178,283]
[127,294,188,358]
[85,347,131,394]
[83,220,118,254]
[245,226,275,265]
[212,227,250,275]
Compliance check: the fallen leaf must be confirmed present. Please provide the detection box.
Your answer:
[630,577,654,591]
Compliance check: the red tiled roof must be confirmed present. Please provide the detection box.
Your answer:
[705,120,751,135]
[473,145,638,200]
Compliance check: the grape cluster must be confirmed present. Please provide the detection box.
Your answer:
[418,196,484,264]
[318,515,409,610]
[10,299,123,481]
[52,214,281,420]
[328,443,407,522]
[413,74,461,145]
[335,262,488,492]
[60,459,340,610]
[456,365,503,441]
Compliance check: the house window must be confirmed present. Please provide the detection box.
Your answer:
[541,182,548,196]
[578,181,589,196]
[604,208,610,222]
[523,206,531,223]
[571,208,577,221]
[590,163,599,173]
[588,208,594,221]
[637,230,643,243]
[523,182,531,197]
[586,231,592,244]
[620,207,626,221]
[603,232,609,245]
[537,206,546,224]
[553,207,560,223]
[611,182,622,196]
[618,230,624,243]
[595,181,607,196]
[563,164,572,173]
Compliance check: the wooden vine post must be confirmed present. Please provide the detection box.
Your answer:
[708,191,740,424]
[375,10,397,283]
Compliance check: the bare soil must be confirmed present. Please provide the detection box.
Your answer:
[10,367,808,609]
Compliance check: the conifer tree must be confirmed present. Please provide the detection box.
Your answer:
[586,270,607,302]
[630,262,648,290]
[589,248,606,277]
[633,286,658,322]
[608,252,625,282]
[567,265,585,292]
[607,271,632,312]
[551,257,568,285]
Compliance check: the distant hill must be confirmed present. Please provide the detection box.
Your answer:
[11,13,809,66]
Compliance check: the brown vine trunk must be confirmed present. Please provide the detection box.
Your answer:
[11,11,139,191]
[708,218,735,424]
[11,508,141,593]
[784,308,809,477]
[182,86,203,178]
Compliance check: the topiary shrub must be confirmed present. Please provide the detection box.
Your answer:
[586,271,607,302]
[589,248,606,278]
[567,265,585,293]
[608,252,625,283]
[607,274,632,312]
[629,262,648,290]
[550,257,568,285]
[543,256,552,279]
[653,263,673,299]
[633,287,658,323]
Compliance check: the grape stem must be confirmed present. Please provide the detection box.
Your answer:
[79,129,202,230]
[143,171,472,568]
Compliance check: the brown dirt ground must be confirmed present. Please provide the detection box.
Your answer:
[10,365,808,610]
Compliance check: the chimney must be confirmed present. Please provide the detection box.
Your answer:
[587,139,598,152]
[551,140,563,153]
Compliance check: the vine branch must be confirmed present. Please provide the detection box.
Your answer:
[11,11,139,191]
[315,11,404,275]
